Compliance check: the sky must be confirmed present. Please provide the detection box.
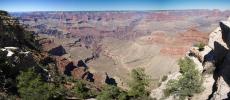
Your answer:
[0,0,230,12]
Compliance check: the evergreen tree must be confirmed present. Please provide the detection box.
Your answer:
[164,57,203,100]
[128,68,151,99]
[72,80,90,99]
[97,85,127,100]
[17,68,60,100]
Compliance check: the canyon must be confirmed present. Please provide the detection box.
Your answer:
[11,10,230,89]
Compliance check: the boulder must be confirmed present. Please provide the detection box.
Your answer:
[71,67,86,79]
[48,45,66,56]
[55,57,73,74]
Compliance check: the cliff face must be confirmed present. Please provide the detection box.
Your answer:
[210,20,230,100]
[150,18,230,100]
[192,18,230,99]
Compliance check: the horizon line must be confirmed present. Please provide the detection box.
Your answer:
[7,8,229,13]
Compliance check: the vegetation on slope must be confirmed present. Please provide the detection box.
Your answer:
[128,68,151,99]
[97,85,128,100]
[0,10,63,99]
[97,68,151,100]
[164,57,203,100]
[0,10,40,50]
[17,68,64,100]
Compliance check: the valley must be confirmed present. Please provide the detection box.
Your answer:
[11,10,230,88]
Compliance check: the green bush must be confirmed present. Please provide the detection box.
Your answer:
[17,68,57,100]
[164,79,178,97]
[72,80,90,99]
[194,42,205,51]
[97,68,152,100]
[128,68,151,98]
[0,50,37,94]
[178,57,196,74]
[164,57,203,100]
[97,85,127,100]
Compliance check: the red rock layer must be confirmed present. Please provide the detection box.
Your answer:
[145,28,209,57]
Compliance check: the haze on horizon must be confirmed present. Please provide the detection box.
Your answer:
[1,0,230,12]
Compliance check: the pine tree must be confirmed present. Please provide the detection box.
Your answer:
[128,68,151,99]
[17,68,56,100]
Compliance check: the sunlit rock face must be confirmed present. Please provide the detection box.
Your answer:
[220,21,230,48]
[180,18,230,100]
[204,19,230,100]
[207,21,230,65]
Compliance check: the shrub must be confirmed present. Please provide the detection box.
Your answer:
[165,57,203,100]
[17,68,57,100]
[72,80,90,99]
[178,57,196,74]
[164,79,178,97]
[128,68,151,98]
[0,50,38,94]
[98,68,152,100]
[97,85,127,100]
[194,42,205,51]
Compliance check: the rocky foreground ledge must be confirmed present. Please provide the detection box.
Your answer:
[151,18,230,100]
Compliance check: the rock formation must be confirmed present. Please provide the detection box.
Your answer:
[191,18,230,99]
[151,18,230,100]
[208,20,230,100]
[48,45,66,56]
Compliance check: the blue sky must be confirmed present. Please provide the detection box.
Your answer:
[0,0,230,12]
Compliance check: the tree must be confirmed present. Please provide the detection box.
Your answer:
[128,68,151,99]
[72,80,90,99]
[0,50,29,93]
[17,68,61,100]
[178,57,196,74]
[0,10,41,96]
[0,50,10,92]
[97,85,127,100]
[164,57,203,100]
[0,10,62,99]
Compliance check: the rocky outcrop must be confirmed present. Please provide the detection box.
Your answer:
[210,21,230,100]
[48,45,66,56]
[54,56,105,87]
[39,38,58,52]
[55,57,73,74]
[191,19,230,99]
[150,72,181,100]
[151,18,230,100]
